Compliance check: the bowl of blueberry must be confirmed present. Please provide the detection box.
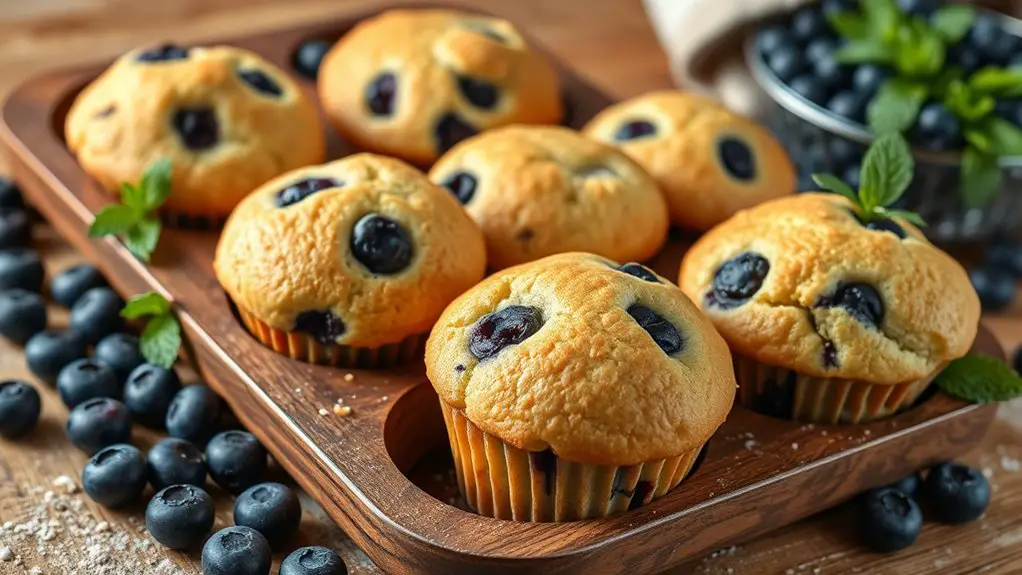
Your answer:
[747,0,1022,242]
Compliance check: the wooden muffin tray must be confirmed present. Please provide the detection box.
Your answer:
[0,7,1003,574]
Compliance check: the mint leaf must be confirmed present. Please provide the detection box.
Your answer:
[936,354,1022,403]
[983,117,1022,156]
[930,5,976,44]
[860,133,915,209]
[140,158,173,212]
[121,292,171,319]
[835,39,892,65]
[812,173,859,203]
[964,129,993,154]
[969,66,1022,97]
[961,146,1003,208]
[88,204,137,237]
[892,22,945,77]
[861,0,901,42]
[827,11,870,39]
[943,81,996,122]
[868,79,928,135]
[123,218,161,262]
[119,182,148,216]
[877,208,926,227]
[140,313,181,369]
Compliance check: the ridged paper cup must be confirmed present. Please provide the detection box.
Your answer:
[440,401,703,522]
[733,353,940,424]
[236,304,424,368]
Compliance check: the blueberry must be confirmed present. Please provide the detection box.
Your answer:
[292,39,332,80]
[617,262,660,283]
[860,216,907,239]
[767,46,805,83]
[234,482,302,549]
[439,172,478,204]
[0,289,46,344]
[821,0,856,16]
[969,267,1015,312]
[172,108,219,151]
[275,178,341,208]
[137,44,190,62]
[238,70,282,97]
[707,253,770,308]
[923,462,990,524]
[81,444,148,508]
[124,364,182,428]
[788,75,828,105]
[914,103,961,152]
[613,120,657,141]
[627,304,683,355]
[50,264,107,308]
[206,430,267,494]
[457,76,499,109]
[805,38,837,64]
[280,547,347,575]
[0,380,41,438]
[201,526,272,575]
[987,244,1022,278]
[813,53,848,89]
[827,91,865,123]
[166,385,224,445]
[350,214,413,275]
[791,7,827,44]
[365,72,397,116]
[94,333,145,384]
[858,487,922,553]
[949,45,982,76]
[69,287,124,345]
[852,64,888,98]
[147,437,206,490]
[293,310,345,346]
[969,14,1018,64]
[890,472,923,497]
[146,485,215,549]
[434,113,478,155]
[896,0,938,16]
[66,398,132,455]
[0,248,44,293]
[57,359,119,408]
[0,208,31,249]
[756,26,790,55]
[469,305,543,360]
[842,163,861,190]
[817,283,884,327]
[717,137,756,181]
[1015,345,1022,374]
[828,138,863,168]
[25,329,87,385]
[0,177,25,209]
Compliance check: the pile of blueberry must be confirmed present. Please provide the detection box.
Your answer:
[859,462,990,553]
[0,178,347,575]
[968,241,1021,312]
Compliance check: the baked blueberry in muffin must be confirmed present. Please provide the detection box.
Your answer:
[66,44,325,221]
[318,9,563,165]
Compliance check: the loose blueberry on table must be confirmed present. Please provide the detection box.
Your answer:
[25,329,88,386]
[234,482,302,549]
[280,546,348,575]
[147,437,207,490]
[923,462,991,524]
[206,430,268,494]
[292,38,332,80]
[94,333,146,384]
[66,397,132,455]
[165,385,225,445]
[202,526,272,575]
[986,242,1022,279]
[0,177,25,209]
[81,444,149,509]
[50,264,107,309]
[0,380,41,438]
[145,484,215,549]
[56,359,120,409]
[969,267,1015,312]
[124,363,182,428]
[0,248,45,293]
[0,207,32,250]
[0,289,47,345]
[69,287,124,345]
[890,472,923,497]
[858,487,923,553]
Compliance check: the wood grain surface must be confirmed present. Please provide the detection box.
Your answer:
[2,1,1022,574]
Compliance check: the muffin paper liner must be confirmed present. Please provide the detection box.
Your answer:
[236,305,424,368]
[440,401,703,522]
[733,353,939,424]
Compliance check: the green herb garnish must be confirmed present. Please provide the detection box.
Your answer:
[826,0,1022,208]
[121,292,181,369]
[936,353,1022,403]
[813,132,925,225]
[88,158,171,262]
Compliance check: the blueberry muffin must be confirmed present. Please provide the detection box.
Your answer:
[317,9,562,166]
[66,44,324,223]
[426,253,736,521]
[214,154,486,367]
[583,91,795,231]
[429,125,669,270]
[679,194,980,424]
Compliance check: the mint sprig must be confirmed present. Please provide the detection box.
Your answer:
[813,133,925,226]
[121,292,181,369]
[936,353,1022,403]
[88,158,171,262]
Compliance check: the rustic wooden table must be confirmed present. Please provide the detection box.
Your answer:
[1,1,1022,574]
